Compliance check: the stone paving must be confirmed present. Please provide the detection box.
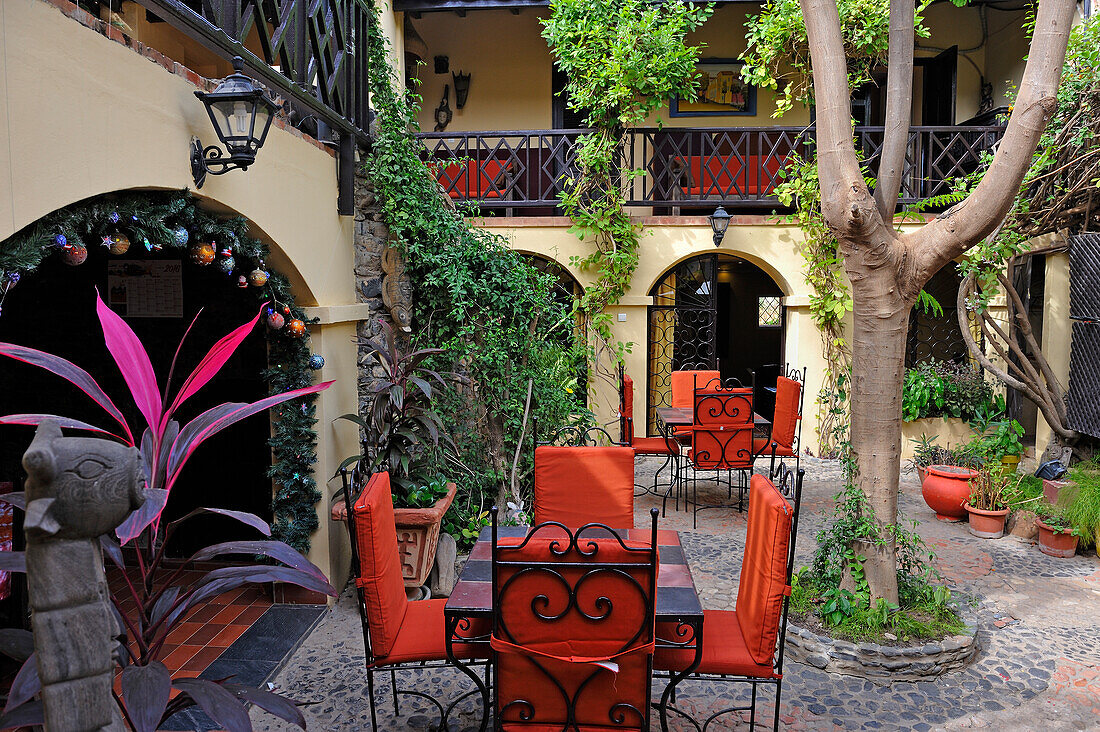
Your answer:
[253,457,1100,730]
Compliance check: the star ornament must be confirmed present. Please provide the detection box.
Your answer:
[101,235,114,248]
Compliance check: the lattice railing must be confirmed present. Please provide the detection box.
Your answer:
[416,125,1005,211]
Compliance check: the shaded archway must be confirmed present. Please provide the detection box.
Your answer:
[518,252,588,401]
[646,253,784,434]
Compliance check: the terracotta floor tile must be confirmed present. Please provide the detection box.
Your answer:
[162,645,201,673]
[166,622,203,646]
[210,624,248,648]
[185,605,221,623]
[185,624,226,646]
[211,605,247,624]
[234,605,268,625]
[237,587,269,605]
[181,645,224,673]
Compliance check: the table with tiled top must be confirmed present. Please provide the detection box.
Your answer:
[444,525,705,727]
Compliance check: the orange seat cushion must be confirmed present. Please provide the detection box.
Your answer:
[351,471,408,659]
[621,374,635,442]
[675,154,785,197]
[653,610,777,678]
[631,436,678,456]
[435,159,508,199]
[770,376,802,452]
[378,598,489,665]
[737,474,793,665]
[754,438,795,457]
[689,424,754,470]
[534,446,635,528]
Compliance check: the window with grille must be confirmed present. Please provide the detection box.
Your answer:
[758,296,782,327]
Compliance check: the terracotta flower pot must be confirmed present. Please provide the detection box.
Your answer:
[916,466,928,484]
[965,504,1010,539]
[921,465,977,522]
[1035,518,1079,558]
[393,482,457,588]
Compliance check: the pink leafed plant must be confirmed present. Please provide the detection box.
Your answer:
[0,289,336,731]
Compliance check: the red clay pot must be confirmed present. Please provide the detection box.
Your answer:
[921,465,977,522]
[965,504,1010,539]
[1035,518,1079,558]
[393,482,457,588]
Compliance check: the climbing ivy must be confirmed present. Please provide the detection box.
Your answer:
[541,0,713,366]
[362,2,586,533]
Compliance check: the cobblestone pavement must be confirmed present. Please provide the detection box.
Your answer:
[254,457,1100,731]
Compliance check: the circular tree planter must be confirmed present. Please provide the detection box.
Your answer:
[922,465,978,522]
[1035,518,1079,557]
[965,504,1010,539]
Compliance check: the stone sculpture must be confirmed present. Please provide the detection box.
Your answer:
[381,245,414,332]
[22,420,145,732]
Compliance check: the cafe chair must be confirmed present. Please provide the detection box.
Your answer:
[490,507,660,731]
[618,365,679,497]
[653,464,805,732]
[340,468,490,731]
[669,368,720,442]
[754,365,807,475]
[532,421,636,529]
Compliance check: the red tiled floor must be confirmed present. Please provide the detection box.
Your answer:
[184,623,225,646]
[185,604,223,623]
[181,645,224,673]
[211,604,247,624]
[234,604,269,625]
[166,621,203,645]
[209,624,249,648]
[162,644,201,670]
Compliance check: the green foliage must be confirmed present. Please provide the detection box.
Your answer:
[541,0,712,357]
[741,0,931,116]
[901,360,999,424]
[1061,458,1100,547]
[967,468,1026,512]
[1034,500,1083,537]
[362,4,585,539]
[0,189,322,552]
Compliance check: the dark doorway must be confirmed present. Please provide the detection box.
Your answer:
[919,46,958,125]
[0,243,272,557]
[552,65,588,129]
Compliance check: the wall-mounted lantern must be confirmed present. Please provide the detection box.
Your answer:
[453,71,471,109]
[709,206,730,247]
[190,57,277,188]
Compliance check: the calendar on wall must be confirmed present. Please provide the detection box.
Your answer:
[107,260,184,318]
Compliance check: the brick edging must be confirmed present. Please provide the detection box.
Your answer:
[37,0,334,157]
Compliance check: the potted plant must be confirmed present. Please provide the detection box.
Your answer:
[334,321,458,589]
[1034,502,1081,558]
[964,469,1022,538]
[1058,458,1100,558]
[988,419,1025,474]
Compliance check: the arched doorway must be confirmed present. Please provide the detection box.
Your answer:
[520,253,588,400]
[646,253,784,434]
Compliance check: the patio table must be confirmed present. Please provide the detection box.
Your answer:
[444,525,705,731]
[655,406,772,429]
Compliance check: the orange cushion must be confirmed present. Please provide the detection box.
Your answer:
[771,376,801,451]
[622,375,635,442]
[736,475,793,665]
[534,446,635,528]
[437,159,507,198]
[670,370,720,409]
[694,387,753,427]
[653,610,777,678]
[351,471,408,659]
[689,425,754,470]
[676,155,785,196]
[378,598,489,665]
[631,436,678,456]
[753,438,795,457]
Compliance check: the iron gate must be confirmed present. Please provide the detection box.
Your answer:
[1067,233,1100,439]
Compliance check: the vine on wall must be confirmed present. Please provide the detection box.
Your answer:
[0,190,323,551]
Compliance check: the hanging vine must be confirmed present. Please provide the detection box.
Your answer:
[541,0,713,373]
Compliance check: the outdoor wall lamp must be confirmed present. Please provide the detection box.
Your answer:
[709,206,730,247]
[191,57,277,188]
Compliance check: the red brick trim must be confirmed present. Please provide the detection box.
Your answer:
[37,0,334,158]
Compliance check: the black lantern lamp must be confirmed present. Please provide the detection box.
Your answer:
[709,206,730,247]
[191,57,277,188]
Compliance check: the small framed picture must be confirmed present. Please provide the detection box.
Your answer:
[671,59,757,117]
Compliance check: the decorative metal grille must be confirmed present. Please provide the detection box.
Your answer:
[906,263,970,367]
[758,296,782,327]
[1067,322,1100,439]
[1070,233,1100,321]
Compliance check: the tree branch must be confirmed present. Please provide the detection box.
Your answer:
[874,0,915,220]
[909,0,1076,278]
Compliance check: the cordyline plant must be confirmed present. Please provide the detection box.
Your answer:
[0,289,335,731]
[337,320,454,505]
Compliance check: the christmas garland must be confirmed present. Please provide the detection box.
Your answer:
[0,190,323,552]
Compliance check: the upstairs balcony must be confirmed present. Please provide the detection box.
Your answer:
[417,125,1005,215]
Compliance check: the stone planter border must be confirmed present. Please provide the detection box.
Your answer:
[785,601,979,684]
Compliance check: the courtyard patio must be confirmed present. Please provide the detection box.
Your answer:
[239,457,1100,731]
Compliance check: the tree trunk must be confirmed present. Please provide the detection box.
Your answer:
[847,263,912,604]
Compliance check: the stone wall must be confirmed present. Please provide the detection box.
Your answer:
[353,169,397,420]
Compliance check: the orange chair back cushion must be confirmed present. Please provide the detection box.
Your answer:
[495,536,655,730]
[690,425,754,470]
[772,376,802,451]
[736,474,793,665]
[669,370,721,409]
[622,375,635,442]
[693,387,752,427]
[351,471,408,659]
[533,446,635,528]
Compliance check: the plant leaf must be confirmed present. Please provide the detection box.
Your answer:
[95,289,163,435]
[165,306,264,423]
[121,662,172,732]
[166,404,243,480]
[0,493,24,510]
[0,343,132,443]
[0,552,26,574]
[0,630,34,662]
[171,679,252,732]
[115,489,169,546]
[0,414,123,441]
[223,684,305,728]
[100,535,124,568]
[0,699,43,730]
[150,586,181,625]
[167,507,271,538]
[190,541,328,581]
[4,655,39,714]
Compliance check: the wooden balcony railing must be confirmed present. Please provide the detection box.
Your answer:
[416,126,1005,212]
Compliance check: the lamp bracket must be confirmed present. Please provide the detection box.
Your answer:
[190,137,252,189]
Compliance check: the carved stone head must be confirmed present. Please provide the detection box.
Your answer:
[22,421,145,540]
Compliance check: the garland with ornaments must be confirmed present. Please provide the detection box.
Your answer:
[0,189,324,552]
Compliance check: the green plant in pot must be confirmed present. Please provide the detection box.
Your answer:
[1033,501,1082,558]
[965,469,1025,539]
[1058,457,1100,557]
[334,320,459,589]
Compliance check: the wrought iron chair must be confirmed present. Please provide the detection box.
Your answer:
[339,468,491,730]
[669,369,721,442]
[754,364,807,475]
[490,508,660,731]
[654,464,805,731]
[618,364,679,497]
[532,420,636,529]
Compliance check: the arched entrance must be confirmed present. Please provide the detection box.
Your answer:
[520,253,588,400]
[646,253,784,434]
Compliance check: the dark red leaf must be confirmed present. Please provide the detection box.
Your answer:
[3,655,39,714]
[0,552,26,574]
[190,541,328,582]
[121,662,171,732]
[167,507,271,538]
[115,489,169,546]
[0,630,33,662]
[172,678,252,732]
[0,699,43,730]
[224,684,305,728]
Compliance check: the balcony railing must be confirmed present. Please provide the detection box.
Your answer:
[417,125,1005,212]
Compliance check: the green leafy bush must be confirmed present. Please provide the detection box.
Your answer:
[1061,459,1100,547]
[902,361,1000,424]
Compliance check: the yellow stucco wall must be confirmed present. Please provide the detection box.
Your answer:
[0,0,363,585]
[1035,252,1072,454]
